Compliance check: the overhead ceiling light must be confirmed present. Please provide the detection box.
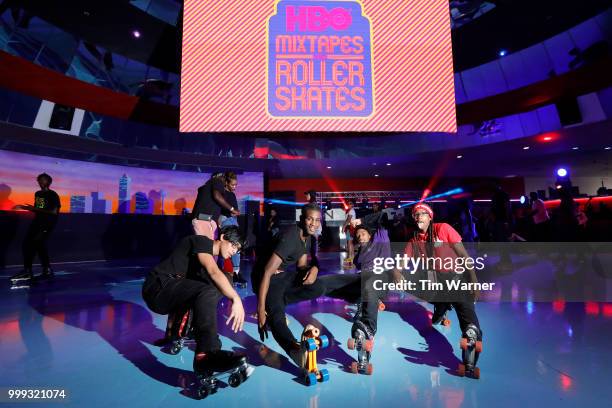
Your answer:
[543,136,552,141]
[132,30,141,38]
[386,163,391,166]
[523,146,530,150]
[606,147,611,150]
[326,166,332,169]
[572,147,579,150]
[374,174,379,177]
[456,155,463,159]
[499,49,507,57]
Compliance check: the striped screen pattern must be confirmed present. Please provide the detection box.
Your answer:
[181,0,455,132]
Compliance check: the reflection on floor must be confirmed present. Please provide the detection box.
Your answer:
[1,253,611,408]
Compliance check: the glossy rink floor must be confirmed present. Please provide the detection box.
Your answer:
[1,254,611,408]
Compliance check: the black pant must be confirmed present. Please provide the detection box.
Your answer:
[23,223,52,269]
[265,269,326,353]
[319,271,391,335]
[402,270,482,338]
[446,300,481,337]
[430,274,481,337]
[142,274,226,353]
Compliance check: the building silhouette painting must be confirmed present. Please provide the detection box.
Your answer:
[118,174,131,214]
[70,195,92,213]
[133,192,152,214]
[91,192,112,214]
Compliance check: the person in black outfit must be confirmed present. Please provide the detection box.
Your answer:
[253,203,364,369]
[191,173,240,239]
[142,225,247,375]
[217,172,246,285]
[254,203,328,367]
[11,173,60,283]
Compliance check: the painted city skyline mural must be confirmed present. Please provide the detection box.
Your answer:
[0,150,264,215]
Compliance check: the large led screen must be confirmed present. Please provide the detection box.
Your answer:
[181,0,456,132]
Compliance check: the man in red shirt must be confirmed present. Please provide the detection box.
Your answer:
[402,203,483,378]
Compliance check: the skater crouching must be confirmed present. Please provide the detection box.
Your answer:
[142,226,250,380]
[254,203,327,368]
[344,225,393,374]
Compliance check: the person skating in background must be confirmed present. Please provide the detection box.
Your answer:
[343,200,357,267]
[192,172,240,240]
[217,172,246,286]
[11,173,60,284]
[529,192,550,242]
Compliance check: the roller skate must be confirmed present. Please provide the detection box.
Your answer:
[431,303,452,327]
[298,324,330,386]
[457,324,482,379]
[347,320,374,375]
[193,350,254,399]
[40,267,55,280]
[10,269,33,289]
[159,309,194,354]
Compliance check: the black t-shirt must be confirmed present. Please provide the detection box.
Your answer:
[221,190,238,217]
[191,178,225,220]
[250,224,310,294]
[274,224,311,271]
[150,235,214,283]
[33,189,61,229]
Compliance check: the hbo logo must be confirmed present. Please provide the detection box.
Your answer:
[286,5,352,32]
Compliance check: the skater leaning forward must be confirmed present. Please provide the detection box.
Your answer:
[345,224,394,374]
[398,203,483,377]
[253,203,328,368]
[142,225,250,378]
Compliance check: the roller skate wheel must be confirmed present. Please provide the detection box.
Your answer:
[320,369,330,382]
[378,302,386,311]
[475,341,483,353]
[350,361,359,374]
[366,363,373,375]
[457,363,466,377]
[460,337,468,350]
[364,339,374,352]
[228,373,242,388]
[442,319,451,327]
[319,335,329,349]
[306,338,317,351]
[306,372,317,386]
[347,338,356,350]
[473,367,481,379]
[197,387,209,399]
